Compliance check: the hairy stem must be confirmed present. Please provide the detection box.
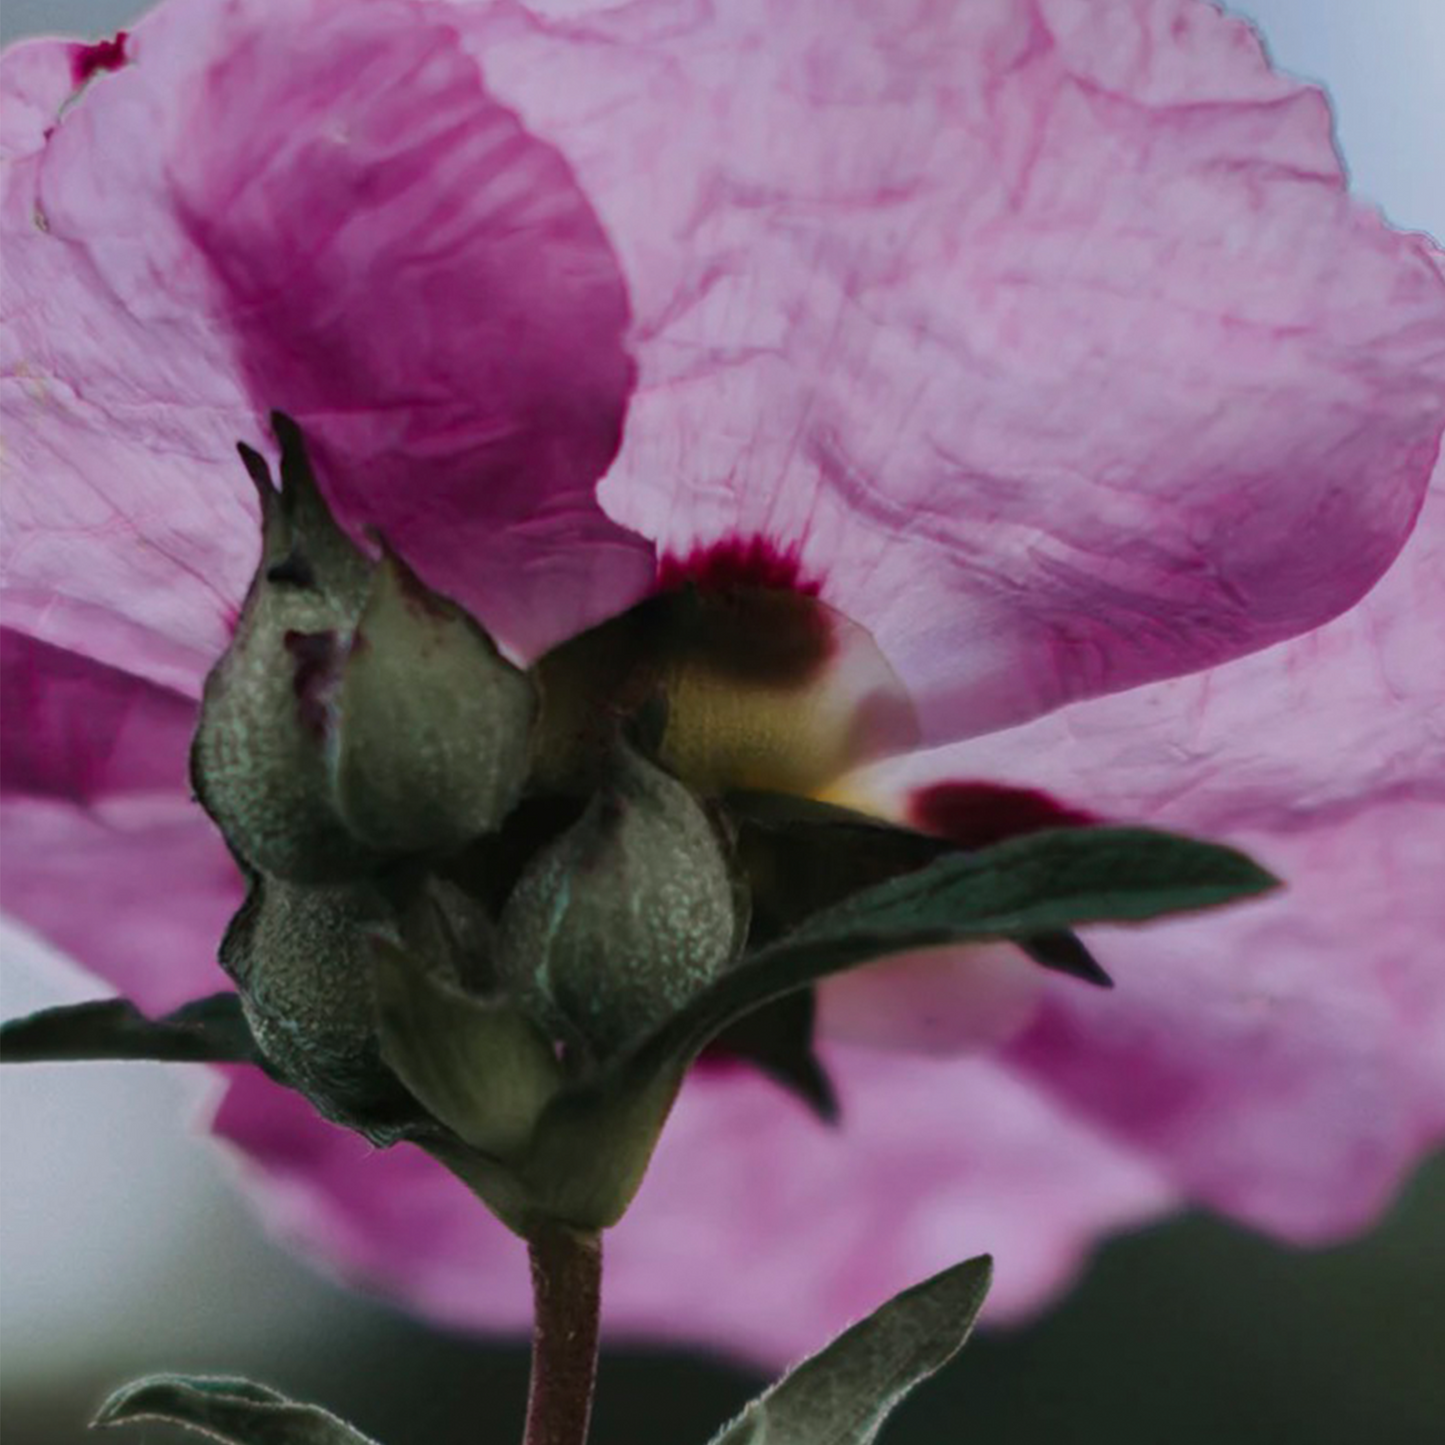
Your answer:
[522,1225,603,1445]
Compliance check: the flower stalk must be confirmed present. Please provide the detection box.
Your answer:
[523,1225,604,1445]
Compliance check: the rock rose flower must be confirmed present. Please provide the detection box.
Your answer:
[3,0,1444,1365]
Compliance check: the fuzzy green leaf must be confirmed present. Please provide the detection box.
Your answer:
[0,994,263,1068]
[708,1255,993,1444]
[645,826,1277,1071]
[93,1375,379,1444]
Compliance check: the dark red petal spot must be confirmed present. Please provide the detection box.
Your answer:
[656,535,819,598]
[70,32,129,86]
[909,781,1097,850]
[655,535,833,686]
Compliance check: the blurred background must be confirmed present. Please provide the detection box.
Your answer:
[3,2,1443,1442]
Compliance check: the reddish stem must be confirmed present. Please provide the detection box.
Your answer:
[522,1225,603,1445]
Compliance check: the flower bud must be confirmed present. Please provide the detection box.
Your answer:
[219,874,415,1140]
[193,415,535,882]
[219,868,498,1143]
[192,415,376,882]
[331,548,536,854]
[495,746,746,1057]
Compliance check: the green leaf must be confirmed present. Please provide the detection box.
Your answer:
[707,989,839,1122]
[731,790,1107,987]
[708,1254,993,1444]
[0,994,265,1068]
[93,1374,380,1444]
[644,826,1277,1070]
[476,826,1274,1234]
[1018,930,1113,988]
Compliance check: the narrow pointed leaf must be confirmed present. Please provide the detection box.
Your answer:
[0,994,264,1067]
[642,826,1276,1071]
[93,1374,380,1444]
[706,989,840,1123]
[732,789,1109,990]
[1019,930,1113,988]
[708,1254,993,1444]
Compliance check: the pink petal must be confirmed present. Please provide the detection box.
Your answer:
[0,629,239,1013]
[1005,799,1445,1240]
[838,459,1445,1239]
[817,943,1045,1056]
[1,629,196,800]
[459,0,1445,739]
[211,1039,1174,1365]
[0,39,82,160]
[1,0,652,697]
[0,797,240,1016]
[6,0,1443,1373]
[854,451,1445,856]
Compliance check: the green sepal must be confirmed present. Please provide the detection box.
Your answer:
[371,935,562,1158]
[192,413,378,885]
[93,1375,379,1444]
[332,547,537,854]
[707,1254,993,1444]
[512,1057,685,1232]
[431,1057,686,1238]
[494,743,746,1058]
[0,994,265,1069]
[221,876,428,1145]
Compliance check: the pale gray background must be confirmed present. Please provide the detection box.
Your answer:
[3,2,1443,1442]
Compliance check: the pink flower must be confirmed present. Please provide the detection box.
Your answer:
[3,0,1444,1364]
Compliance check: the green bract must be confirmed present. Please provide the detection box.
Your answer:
[495,744,747,1058]
[333,547,537,854]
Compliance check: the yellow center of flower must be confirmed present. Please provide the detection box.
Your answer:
[531,585,918,801]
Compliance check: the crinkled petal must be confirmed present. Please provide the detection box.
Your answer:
[0,629,196,800]
[0,38,81,160]
[851,453,1445,853]
[458,0,1445,739]
[0,629,239,1012]
[0,797,241,1015]
[210,1040,1175,1365]
[1005,800,1445,1240]
[6,0,1444,1374]
[1,0,652,695]
[837,464,1445,1239]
